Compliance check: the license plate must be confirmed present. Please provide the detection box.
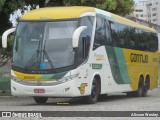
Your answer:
[34,89,45,93]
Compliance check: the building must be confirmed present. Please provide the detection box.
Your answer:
[147,0,160,25]
[133,0,160,25]
[129,16,160,32]
[133,1,148,21]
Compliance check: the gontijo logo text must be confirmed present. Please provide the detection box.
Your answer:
[130,53,148,63]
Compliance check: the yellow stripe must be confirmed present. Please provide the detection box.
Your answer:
[20,6,95,20]
[13,70,43,81]
[96,58,105,61]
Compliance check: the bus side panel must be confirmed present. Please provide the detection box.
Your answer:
[123,49,159,90]
[87,46,133,94]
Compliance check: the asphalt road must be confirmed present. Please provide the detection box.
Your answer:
[0,87,160,120]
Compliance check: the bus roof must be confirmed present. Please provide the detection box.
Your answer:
[20,6,157,33]
[20,6,95,20]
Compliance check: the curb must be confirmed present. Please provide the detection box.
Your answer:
[0,96,13,98]
[0,96,31,98]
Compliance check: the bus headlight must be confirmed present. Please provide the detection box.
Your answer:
[57,73,79,83]
[11,75,21,82]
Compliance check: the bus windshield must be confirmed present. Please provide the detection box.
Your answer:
[13,20,78,70]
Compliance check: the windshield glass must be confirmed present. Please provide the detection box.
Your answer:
[44,21,77,68]
[13,20,78,70]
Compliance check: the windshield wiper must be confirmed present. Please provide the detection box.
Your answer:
[24,50,40,70]
[43,50,56,72]
[24,40,41,71]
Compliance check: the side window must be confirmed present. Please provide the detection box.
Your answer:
[116,24,126,48]
[133,29,140,50]
[128,27,136,49]
[150,33,158,52]
[107,21,158,52]
[93,16,112,50]
[143,32,149,51]
[121,25,130,48]
[144,32,150,51]
[137,30,146,51]
[110,22,118,47]
[94,17,106,45]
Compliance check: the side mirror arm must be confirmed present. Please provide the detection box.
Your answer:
[2,28,16,48]
[72,26,87,48]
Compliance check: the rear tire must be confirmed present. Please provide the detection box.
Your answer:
[142,77,150,97]
[84,79,99,104]
[126,77,145,97]
[142,84,148,97]
[33,97,48,104]
[135,82,144,97]
[135,79,144,97]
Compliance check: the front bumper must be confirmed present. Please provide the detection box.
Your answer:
[11,79,81,97]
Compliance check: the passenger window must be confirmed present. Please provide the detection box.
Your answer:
[93,16,112,50]
[109,21,158,52]
[115,24,126,48]
[110,22,118,47]
[150,33,158,52]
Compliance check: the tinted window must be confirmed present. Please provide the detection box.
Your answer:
[111,23,130,48]
[93,16,112,50]
[150,33,158,52]
[110,22,158,52]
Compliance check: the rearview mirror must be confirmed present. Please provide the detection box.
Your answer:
[72,26,87,48]
[2,28,16,48]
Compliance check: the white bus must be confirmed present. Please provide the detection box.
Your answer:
[2,6,159,104]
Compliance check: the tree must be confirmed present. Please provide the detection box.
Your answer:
[111,0,135,16]
[63,0,134,16]
[0,0,36,67]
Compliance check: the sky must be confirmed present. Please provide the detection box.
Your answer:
[134,0,139,4]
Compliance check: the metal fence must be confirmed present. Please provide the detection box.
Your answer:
[0,77,10,91]
[0,65,10,92]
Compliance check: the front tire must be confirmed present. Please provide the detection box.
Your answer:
[33,97,48,104]
[84,79,99,104]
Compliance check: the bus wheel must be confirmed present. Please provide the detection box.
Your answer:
[142,82,149,97]
[85,79,99,104]
[142,77,150,97]
[142,86,148,97]
[135,81,144,97]
[33,97,48,104]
